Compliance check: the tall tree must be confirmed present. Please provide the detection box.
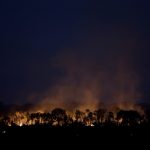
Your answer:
[51,108,67,126]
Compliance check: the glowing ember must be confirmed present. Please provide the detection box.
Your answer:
[19,122,23,127]
[118,118,123,124]
[1,105,145,127]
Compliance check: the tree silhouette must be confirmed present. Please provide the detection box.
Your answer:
[83,110,96,126]
[51,108,67,126]
[75,110,85,122]
[117,110,142,126]
[106,112,114,124]
[95,109,106,124]
[30,113,41,124]
[42,113,53,125]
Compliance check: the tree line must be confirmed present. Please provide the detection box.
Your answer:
[0,108,147,127]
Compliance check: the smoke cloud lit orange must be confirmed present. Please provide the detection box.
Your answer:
[28,47,142,113]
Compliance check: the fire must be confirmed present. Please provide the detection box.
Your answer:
[118,118,123,124]
[19,122,23,127]
[2,104,145,127]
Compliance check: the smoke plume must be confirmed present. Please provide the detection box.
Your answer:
[28,27,141,112]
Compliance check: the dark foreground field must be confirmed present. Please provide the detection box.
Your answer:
[0,125,150,148]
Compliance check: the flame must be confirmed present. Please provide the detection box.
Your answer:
[5,104,145,127]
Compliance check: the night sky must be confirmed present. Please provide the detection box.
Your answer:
[0,0,150,106]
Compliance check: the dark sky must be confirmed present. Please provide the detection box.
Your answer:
[0,0,150,105]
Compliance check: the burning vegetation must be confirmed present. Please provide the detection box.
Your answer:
[0,50,147,128]
[0,105,147,128]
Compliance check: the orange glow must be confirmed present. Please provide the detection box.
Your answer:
[5,103,145,127]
